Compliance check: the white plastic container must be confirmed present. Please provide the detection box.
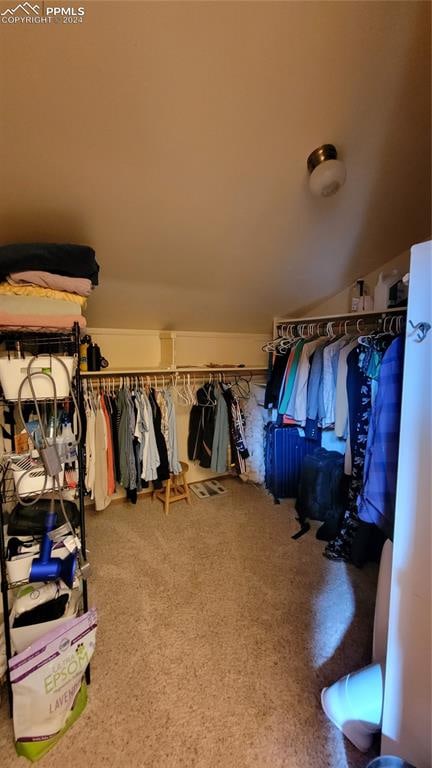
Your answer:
[321,662,384,752]
[10,581,82,654]
[374,270,401,312]
[10,453,64,497]
[0,355,75,401]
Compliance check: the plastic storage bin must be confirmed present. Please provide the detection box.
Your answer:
[0,355,75,401]
[10,454,64,497]
[10,581,82,654]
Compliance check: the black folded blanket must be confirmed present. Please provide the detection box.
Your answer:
[0,242,99,285]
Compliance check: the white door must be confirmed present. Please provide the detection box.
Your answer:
[381,240,432,766]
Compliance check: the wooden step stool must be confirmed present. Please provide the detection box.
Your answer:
[153,461,191,515]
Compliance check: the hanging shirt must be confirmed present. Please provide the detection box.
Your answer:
[265,349,289,409]
[278,341,305,415]
[211,385,229,473]
[222,385,249,475]
[148,389,170,485]
[164,389,182,475]
[335,339,359,438]
[138,390,160,482]
[117,387,137,491]
[287,337,327,425]
[100,394,116,495]
[306,343,326,422]
[156,390,169,448]
[84,397,96,499]
[321,336,350,428]
[188,384,217,468]
[94,401,111,511]
[357,336,405,537]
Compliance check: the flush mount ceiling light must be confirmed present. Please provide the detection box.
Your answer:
[307,144,346,197]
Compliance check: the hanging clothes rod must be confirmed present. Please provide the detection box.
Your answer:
[274,307,406,326]
[267,310,407,352]
[81,366,267,378]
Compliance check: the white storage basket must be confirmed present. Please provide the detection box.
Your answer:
[0,355,76,401]
[10,454,65,497]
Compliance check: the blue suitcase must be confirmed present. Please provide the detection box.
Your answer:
[265,424,320,502]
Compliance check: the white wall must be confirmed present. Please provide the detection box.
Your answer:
[381,241,431,766]
[86,327,268,486]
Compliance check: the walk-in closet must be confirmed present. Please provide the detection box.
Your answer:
[0,2,430,768]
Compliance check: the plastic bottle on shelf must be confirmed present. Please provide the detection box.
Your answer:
[87,343,101,372]
[374,270,401,311]
[87,342,96,372]
[79,335,90,372]
[351,280,373,312]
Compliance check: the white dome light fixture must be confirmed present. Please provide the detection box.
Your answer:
[307,144,346,197]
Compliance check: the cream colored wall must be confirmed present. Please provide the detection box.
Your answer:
[303,250,410,317]
[86,329,161,369]
[1,3,430,332]
[174,331,267,368]
[86,327,268,487]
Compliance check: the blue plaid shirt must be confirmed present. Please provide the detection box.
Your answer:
[357,336,405,537]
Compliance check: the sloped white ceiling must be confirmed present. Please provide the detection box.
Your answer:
[0,1,430,331]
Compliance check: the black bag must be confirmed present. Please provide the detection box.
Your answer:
[295,447,345,540]
[8,498,80,536]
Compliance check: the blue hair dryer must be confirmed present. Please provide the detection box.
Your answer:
[30,512,77,589]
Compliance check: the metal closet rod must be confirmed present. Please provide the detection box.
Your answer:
[82,366,267,377]
[274,308,407,325]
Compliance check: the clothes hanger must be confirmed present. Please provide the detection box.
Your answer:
[170,373,180,401]
[263,324,289,354]
[200,376,216,407]
[176,375,190,405]
[232,375,251,400]
[185,374,194,405]
[279,323,297,351]
[326,321,336,339]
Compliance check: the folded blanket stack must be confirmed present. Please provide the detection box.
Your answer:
[0,243,99,329]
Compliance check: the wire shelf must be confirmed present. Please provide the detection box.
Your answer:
[0,321,90,714]
[0,456,73,504]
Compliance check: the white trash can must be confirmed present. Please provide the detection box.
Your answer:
[321,662,383,752]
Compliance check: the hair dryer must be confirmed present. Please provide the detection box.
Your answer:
[29,511,77,589]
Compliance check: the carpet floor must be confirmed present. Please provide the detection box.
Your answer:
[0,479,379,767]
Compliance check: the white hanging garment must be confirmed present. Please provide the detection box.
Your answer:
[140,390,160,482]
[84,395,96,499]
[164,389,182,475]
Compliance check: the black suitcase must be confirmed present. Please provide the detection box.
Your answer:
[265,424,320,502]
[295,447,345,540]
